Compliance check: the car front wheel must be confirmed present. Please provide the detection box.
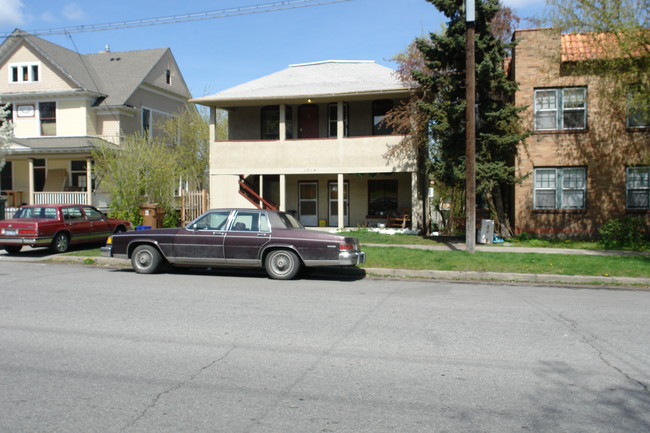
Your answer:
[265,249,301,280]
[50,232,70,253]
[131,245,162,274]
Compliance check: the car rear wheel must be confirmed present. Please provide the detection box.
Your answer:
[265,249,301,280]
[50,232,70,253]
[4,246,22,255]
[131,245,162,274]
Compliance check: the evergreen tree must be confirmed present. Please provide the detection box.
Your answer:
[415,0,528,237]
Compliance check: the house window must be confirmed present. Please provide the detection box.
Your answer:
[142,108,151,135]
[261,105,293,140]
[1,103,12,125]
[534,167,586,210]
[1,161,12,190]
[39,102,56,136]
[534,87,587,131]
[33,159,46,192]
[328,103,349,137]
[9,62,40,83]
[372,100,394,135]
[70,160,90,191]
[627,86,649,129]
[165,68,172,85]
[368,179,398,216]
[626,167,649,209]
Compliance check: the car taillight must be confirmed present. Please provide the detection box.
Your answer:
[340,244,354,251]
[20,229,38,235]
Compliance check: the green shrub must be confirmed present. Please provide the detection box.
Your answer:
[598,216,648,250]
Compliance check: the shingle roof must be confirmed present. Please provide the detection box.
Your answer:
[561,32,649,62]
[0,29,186,106]
[7,136,114,153]
[192,60,411,106]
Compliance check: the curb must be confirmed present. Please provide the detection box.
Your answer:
[46,256,650,288]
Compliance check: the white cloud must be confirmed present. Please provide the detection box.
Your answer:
[62,3,85,20]
[39,11,57,23]
[0,0,26,27]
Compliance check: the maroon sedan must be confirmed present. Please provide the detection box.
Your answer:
[101,208,365,280]
[0,204,132,254]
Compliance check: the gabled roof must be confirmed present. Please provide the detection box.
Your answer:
[192,60,411,107]
[0,29,190,106]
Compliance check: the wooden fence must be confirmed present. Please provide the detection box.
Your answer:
[180,190,209,226]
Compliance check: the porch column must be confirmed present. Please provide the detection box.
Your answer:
[411,171,422,232]
[337,173,344,230]
[279,104,286,141]
[337,101,344,139]
[28,158,34,205]
[279,174,286,211]
[86,158,92,205]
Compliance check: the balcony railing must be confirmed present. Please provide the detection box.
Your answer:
[33,192,90,205]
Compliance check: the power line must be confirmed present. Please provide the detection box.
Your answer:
[0,0,353,38]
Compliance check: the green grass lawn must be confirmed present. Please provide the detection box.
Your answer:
[362,246,650,278]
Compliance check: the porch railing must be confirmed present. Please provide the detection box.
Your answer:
[33,192,90,205]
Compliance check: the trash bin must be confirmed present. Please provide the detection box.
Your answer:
[478,219,495,244]
[139,204,165,229]
[0,197,5,220]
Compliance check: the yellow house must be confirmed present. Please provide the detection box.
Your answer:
[192,60,419,230]
[0,29,191,209]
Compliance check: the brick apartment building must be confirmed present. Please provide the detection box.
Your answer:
[511,28,649,239]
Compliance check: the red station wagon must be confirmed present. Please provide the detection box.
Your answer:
[0,204,132,254]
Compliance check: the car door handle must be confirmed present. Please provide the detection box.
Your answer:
[256,233,268,237]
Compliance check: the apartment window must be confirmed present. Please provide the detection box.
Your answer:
[368,179,398,216]
[9,62,40,83]
[627,167,649,209]
[534,87,587,131]
[372,100,394,135]
[142,108,151,135]
[39,102,56,136]
[261,105,293,140]
[328,103,349,137]
[534,167,586,210]
[627,86,649,129]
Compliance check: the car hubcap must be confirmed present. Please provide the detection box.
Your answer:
[57,236,68,251]
[273,254,290,274]
[137,252,152,268]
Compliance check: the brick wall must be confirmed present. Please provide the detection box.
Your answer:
[512,29,649,239]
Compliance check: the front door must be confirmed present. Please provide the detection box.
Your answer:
[298,104,319,138]
[173,210,231,265]
[328,181,349,227]
[298,182,318,227]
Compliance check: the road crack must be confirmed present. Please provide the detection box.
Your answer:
[120,345,237,433]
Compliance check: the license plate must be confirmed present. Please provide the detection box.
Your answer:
[4,229,17,235]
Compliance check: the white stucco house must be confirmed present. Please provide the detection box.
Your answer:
[192,60,419,229]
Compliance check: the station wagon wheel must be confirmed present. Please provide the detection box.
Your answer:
[50,232,70,253]
[265,249,301,280]
[4,246,22,255]
[131,245,162,274]
[113,225,127,234]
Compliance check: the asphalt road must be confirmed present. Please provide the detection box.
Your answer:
[1,261,649,433]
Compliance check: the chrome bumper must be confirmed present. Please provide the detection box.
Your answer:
[339,250,366,266]
[100,246,113,257]
[0,236,52,246]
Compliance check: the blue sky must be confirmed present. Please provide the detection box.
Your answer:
[0,0,547,98]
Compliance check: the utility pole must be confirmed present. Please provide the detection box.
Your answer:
[465,0,476,253]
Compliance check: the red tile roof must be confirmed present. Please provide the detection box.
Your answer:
[561,32,649,62]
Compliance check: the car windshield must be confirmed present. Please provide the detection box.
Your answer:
[13,207,58,219]
[278,212,304,229]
